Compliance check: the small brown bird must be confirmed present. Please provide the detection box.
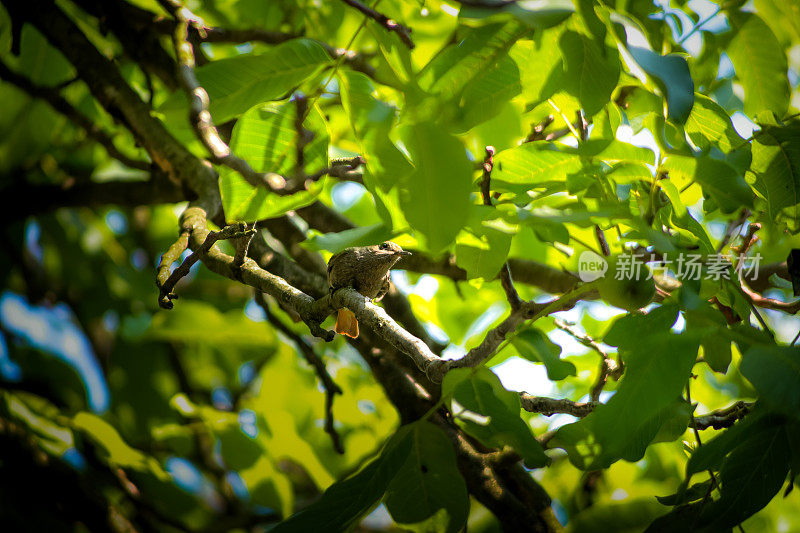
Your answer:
[327,241,411,338]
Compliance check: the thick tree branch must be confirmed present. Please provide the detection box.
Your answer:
[71,0,180,90]
[0,60,150,170]
[1,174,186,222]
[177,206,334,339]
[12,1,221,215]
[157,221,256,309]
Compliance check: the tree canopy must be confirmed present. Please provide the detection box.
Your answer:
[1,0,800,531]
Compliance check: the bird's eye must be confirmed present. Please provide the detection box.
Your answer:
[379,242,390,250]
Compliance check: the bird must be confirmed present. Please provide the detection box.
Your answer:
[327,241,411,338]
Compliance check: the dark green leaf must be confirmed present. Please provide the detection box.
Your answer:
[272,426,413,532]
[512,327,576,381]
[701,422,791,530]
[553,331,699,469]
[442,368,549,468]
[384,422,469,533]
[627,46,694,124]
[655,479,713,506]
[740,344,800,416]
[603,305,679,348]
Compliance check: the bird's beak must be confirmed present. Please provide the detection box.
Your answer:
[398,250,412,256]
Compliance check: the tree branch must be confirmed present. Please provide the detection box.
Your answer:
[255,292,345,454]
[553,318,621,402]
[1,174,187,222]
[519,394,754,433]
[338,0,414,49]
[691,401,753,430]
[520,394,597,417]
[0,60,150,170]
[11,1,221,215]
[157,221,256,309]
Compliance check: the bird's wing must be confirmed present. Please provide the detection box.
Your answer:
[374,276,391,302]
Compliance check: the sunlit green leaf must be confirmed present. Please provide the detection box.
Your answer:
[159,38,331,123]
[399,122,472,253]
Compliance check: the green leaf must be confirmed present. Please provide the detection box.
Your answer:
[512,327,577,381]
[685,94,745,153]
[399,122,472,253]
[558,30,621,116]
[304,224,393,254]
[272,426,413,532]
[159,38,331,124]
[442,367,550,468]
[458,0,574,29]
[219,101,329,221]
[339,70,412,192]
[748,122,800,231]
[740,344,800,416]
[661,154,753,213]
[384,422,469,533]
[701,422,792,530]
[73,413,167,477]
[701,333,732,374]
[603,305,679,348]
[419,21,527,102]
[553,331,699,469]
[147,301,276,346]
[579,139,656,165]
[727,13,790,118]
[455,208,514,281]
[627,47,694,124]
[509,30,565,105]
[492,142,583,191]
[455,53,521,130]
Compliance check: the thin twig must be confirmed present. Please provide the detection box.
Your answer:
[162,0,290,193]
[519,394,597,417]
[255,292,344,454]
[480,146,522,310]
[553,318,620,402]
[338,0,414,49]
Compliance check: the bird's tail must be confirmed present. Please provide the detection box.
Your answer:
[335,308,359,338]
